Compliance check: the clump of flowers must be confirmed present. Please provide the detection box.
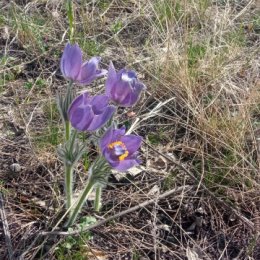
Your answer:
[56,43,145,227]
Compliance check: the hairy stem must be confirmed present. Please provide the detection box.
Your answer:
[66,180,95,227]
[65,165,73,217]
[94,186,102,212]
[65,120,71,141]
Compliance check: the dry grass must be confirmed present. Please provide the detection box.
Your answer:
[0,0,259,259]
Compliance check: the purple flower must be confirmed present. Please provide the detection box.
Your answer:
[105,62,145,107]
[68,92,115,131]
[60,43,107,84]
[100,127,142,171]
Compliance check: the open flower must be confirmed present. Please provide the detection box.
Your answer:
[100,127,142,171]
[68,93,115,131]
[105,62,145,107]
[60,43,107,84]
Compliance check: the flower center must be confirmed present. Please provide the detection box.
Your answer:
[121,72,134,83]
[108,141,129,161]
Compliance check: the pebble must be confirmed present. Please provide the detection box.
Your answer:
[10,163,21,173]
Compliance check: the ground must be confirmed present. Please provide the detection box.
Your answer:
[0,0,259,259]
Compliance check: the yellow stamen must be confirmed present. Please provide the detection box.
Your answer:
[108,141,125,149]
[119,151,129,161]
[108,141,129,161]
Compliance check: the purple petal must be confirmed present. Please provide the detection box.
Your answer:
[121,135,142,155]
[100,126,126,153]
[90,95,109,114]
[105,62,117,96]
[69,105,94,131]
[120,82,145,107]
[78,57,102,84]
[96,69,108,78]
[60,43,82,80]
[113,81,133,105]
[87,106,115,131]
[112,126,126,140]
[114,158,139,172]
[69,92,94,131]
[103,149,119,165]
[68,92,89,114]
[100,128,114,152]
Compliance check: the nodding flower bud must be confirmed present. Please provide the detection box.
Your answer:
[68,92,115,132]
[60,43,107,84]
[105,62,145,107]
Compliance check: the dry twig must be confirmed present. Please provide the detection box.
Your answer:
[41,185,192,236]
[0,192,14,260]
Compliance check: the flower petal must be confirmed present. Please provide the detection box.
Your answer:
[90,95,109,115]
[60,43,82,80]
[68,92,89,114]
[100,128,114,152]
[105,62,117,96]
[78,57,103,84]
[121,82,145,107]
[68,92,94,131]
[69,105,93,131]
[87,106,115,131]
[113,81,133,105]
[114,158,139,172]
[121,135,142,155]
[100,126,126,153]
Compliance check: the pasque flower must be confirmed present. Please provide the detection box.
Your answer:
[100,127,142,171]
[105,62,145,107]
[68,93,115,131]
[60,43,107,84]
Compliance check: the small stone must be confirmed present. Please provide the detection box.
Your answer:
[10,163,21,173]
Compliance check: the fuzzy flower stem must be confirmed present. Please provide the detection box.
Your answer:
[65,164,73,217]
[65,120,71,141]
[64,80,73,141]
[94,186,102,212]
[66,179,95,227]
[66,0,74,42]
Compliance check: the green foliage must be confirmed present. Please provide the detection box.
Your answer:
[198,0,210,16]
[226,27,246,47]
[82,153,90,172]
[147,133,162,145]
[0,180,9,195]
[8,6,49,53]
[147,130,168,145]
[111,20,123,34]
[251,15,260,32]
[132,250,142,260]
[187,41,206,67]
[154,0,182,27]
[34,102,61,147]
[193,148,252,191]
[66,0,74,42]
[162,171,177,191]
[77,36,104,56]
[35,125,61,147]
[55,216,96,260]
[0,55,18,91]
[24,78,47,90]
[97,0,110,11]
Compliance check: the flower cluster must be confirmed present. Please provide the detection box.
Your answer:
[61,43,145,171]
[57,42,145,225]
